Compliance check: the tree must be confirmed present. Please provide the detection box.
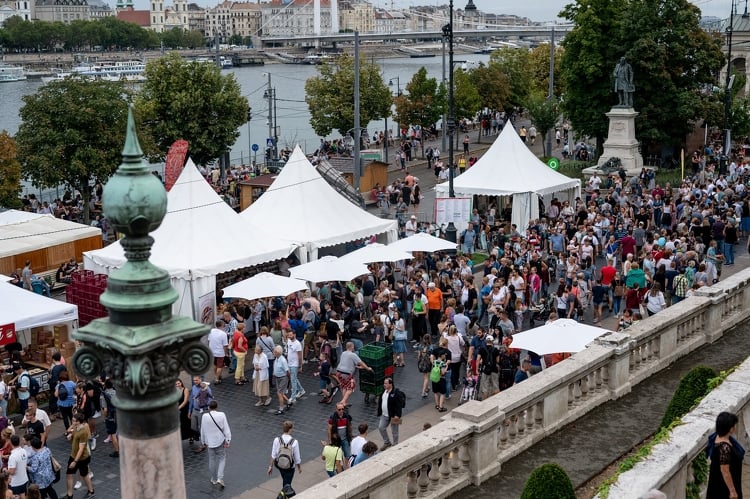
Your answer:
[470,62,511,113]
[134,53,248,165]
[560,0,724,153]
[520,462,576,499]
[15,79,130,223]
[528,43,564,98]
[393,67,443,158]
[0,131,22,209]
[489,47,533,110]
[560,0,627,152]
[452,69,482,149]
[620,0,724,150]
[525,93,561,156]
[305,54,391,137]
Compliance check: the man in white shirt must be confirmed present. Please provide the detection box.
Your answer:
[8,435,28,498]
[405,215,418,237]
[285,330,305,403]
[200,400,231,489]
[349,422,369,464]
[207,320,229,384]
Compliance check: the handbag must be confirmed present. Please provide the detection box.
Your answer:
[50,454,61,483]
[207,412,229,447]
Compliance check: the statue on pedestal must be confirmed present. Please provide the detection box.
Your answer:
[613,57,634,108]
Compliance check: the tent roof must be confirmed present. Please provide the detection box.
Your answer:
[84,159,296,279]
[0,210,102,258]
[0,283,78,330]
[240,146,397,250]
[435,125,580,197]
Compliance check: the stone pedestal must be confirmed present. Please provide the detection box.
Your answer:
[583,107,644,178]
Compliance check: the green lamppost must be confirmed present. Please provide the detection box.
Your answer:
[72,107,210,498]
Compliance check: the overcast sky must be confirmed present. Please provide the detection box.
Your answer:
[129,0,734,23]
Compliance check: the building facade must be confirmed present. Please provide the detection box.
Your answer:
[35,0,89,24]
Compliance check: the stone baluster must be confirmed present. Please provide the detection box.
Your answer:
[568,383,575,407]
[459,442,471,470]
[580,374,589,399]
[602,364,609,385]
[640,341,648,363]
[629,350,636,369]
[428,458,440,490]
[534,401,544,428]
[417,464,430,496]
[573,380,582,403]
[407,470,419,498]
[498,421,508,447]
[652,338,660,359]
[451,446,461,474]
[595,366,603,391]
[526,406,536,432]
[508,416,518,440]
[439,451,452,480]
[517,411,526,435]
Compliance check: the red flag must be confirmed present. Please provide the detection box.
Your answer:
[164,139,189,191]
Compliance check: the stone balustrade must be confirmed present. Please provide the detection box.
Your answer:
[602,355,750,498]
[296,268,750,499]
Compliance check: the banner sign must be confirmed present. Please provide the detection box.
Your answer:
[0,323,16,346]
[434,197,472,234]
[164,139,189,191]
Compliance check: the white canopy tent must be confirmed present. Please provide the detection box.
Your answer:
[435,125,581,233]
[0,282,78,332]
[240,146,398,263]
[83,159,296,321]
[509,319,611,355]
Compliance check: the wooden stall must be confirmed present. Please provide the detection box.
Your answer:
[238,174,277,211]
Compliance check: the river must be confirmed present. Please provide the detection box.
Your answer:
[0,53,490,199]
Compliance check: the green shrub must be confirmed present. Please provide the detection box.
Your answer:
[520,462,576,499]
[660,366,716,429]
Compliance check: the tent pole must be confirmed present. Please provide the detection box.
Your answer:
[189,272,197,322]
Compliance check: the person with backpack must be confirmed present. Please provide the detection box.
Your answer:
[55,371,76,430]
[268,421,301,496]
[11,363,34,415]
[48,352,67,420]
[429,338,451,412]
[376,378,404,451]
[477,335,500,399]
[102,379,120,459]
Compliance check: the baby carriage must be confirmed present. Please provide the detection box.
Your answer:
[459,375,479,404]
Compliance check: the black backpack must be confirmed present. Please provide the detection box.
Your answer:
[394,388,406,408]
[481,347,498,375]
[23,374,40,397]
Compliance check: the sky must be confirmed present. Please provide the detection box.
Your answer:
[129,0,735,24]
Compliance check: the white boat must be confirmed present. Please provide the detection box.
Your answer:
[41,60,146,84]
[0,64,27,82]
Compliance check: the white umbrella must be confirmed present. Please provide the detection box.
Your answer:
[221,272,307,301]
[340,243,414,265]
[508,319,611,355]
[0,275,13,283]
[289,256,371,283]
[388,232,457,253]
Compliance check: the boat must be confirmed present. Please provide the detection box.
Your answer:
[0,64,27,82]
[40,61,146,84]
[409,53,436,58]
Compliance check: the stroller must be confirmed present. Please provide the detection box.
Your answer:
[459,374,480,404]
[528,296,552,328]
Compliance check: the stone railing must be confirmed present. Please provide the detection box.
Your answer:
[602,355,750,498]
[297,268,750,499]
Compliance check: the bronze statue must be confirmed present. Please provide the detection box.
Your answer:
[613,57,634,108]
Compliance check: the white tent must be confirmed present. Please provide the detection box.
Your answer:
[83,159,296,321]
[240,146,398,263]
[0,282,78,331]
[435,125,581,233]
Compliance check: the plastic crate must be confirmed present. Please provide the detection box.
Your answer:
[359,342,393,360]
[359,381,385,396]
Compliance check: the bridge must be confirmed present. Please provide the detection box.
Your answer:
[289,267,750,499]
[257,25,573,48]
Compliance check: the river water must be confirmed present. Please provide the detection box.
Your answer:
[0,53,490,199]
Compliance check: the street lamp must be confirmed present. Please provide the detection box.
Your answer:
[384,77,401,164]
[722,0,738,175]
[443,0,457,248]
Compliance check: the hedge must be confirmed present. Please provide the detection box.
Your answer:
[520,462,576,499]
[660,365,716,429]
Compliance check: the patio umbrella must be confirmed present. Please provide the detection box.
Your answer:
[289,255,370,283]
[221,272,308,301]
[508,319,611,355]
[388,232,457,253]
[340,243,414,265]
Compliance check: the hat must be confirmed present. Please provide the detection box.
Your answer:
[428,282,436,288]
[485,335,494,342]
[388,302,397,309]
[11,363,21,371]
[411,215,416,219]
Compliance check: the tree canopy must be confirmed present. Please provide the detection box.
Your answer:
[15,79,130,223]
[560,0,724,151]
[134,53,248,166]
[305,54,391,137]
[393,67,443,156]
[0,131,22,209]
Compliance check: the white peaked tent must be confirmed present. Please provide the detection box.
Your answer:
[240,146,398,263]
[83,159,296,320]
[435,125,581,233]
[0,282,78,331]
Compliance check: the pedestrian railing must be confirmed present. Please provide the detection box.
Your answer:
[296,268,750,499]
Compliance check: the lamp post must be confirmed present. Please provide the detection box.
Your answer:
[442,0,457,248]
[384,77,401,164]
[246,108,252,167]
[73,108,210,498]
[722,0,737,175]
